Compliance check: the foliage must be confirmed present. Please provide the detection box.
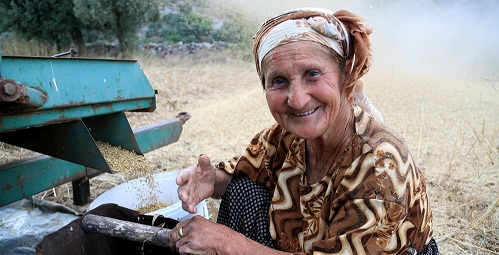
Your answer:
[143,1,254,46]
[0,0,256,59]
[0,0,84,51]
[145,12,212,43]
[213,14,258,60]
[73,0,160,54]
[211,22,243,43]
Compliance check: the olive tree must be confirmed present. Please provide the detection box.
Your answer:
[0,0,85,53]
[73,0,159,56]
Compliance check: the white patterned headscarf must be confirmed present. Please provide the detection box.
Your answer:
[256,10,350,73]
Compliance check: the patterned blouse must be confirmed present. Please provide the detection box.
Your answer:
[217,105,433,254]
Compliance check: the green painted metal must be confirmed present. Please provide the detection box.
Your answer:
[0,44,2,75]
[0,111,148,172]
[0,155,86,207]
[0,50,188,207]
[0,55,155,171]
[0,116,186,207]
[1,98,154,130]
[134,118,185,153]
[83,112,142,155]
[0,56,156,132]
[0,119,112,172]
[20,85,48,108]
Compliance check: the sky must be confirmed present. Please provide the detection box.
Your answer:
[228,0,499,81]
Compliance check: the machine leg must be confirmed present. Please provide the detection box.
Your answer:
[72,177,90,206]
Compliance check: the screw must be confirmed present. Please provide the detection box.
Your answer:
[2,82,17,96]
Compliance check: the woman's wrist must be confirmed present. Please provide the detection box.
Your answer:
[211,169,233,199]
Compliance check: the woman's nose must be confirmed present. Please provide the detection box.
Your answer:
[287,82,309,109]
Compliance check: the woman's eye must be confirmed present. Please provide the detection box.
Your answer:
[308,70,320,78]
[270,77,287,89]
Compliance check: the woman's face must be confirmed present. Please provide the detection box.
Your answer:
[262,41,346,140]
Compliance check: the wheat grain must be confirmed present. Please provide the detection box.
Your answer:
[96,141,170,214]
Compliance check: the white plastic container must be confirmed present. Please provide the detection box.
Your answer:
[88,171,209,221]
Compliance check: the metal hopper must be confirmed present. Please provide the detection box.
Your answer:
[0,47,189,206]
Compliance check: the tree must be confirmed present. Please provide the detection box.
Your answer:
[73,0,159,56]
[150,12,212,43]
[0,0,85,54]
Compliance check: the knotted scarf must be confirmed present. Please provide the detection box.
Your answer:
[253,8,373,104]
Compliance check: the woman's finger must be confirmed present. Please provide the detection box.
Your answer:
[197,154,212,172]
[177,241,195,255]
[186,194,198,214]
[176,166,194,185]
[178,188,196,214]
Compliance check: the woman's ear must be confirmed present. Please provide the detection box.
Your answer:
[341,57,353,87]
[345,56,354,77]
[342,56,356,104]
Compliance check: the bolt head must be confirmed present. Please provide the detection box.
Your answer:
[3,83,17,96]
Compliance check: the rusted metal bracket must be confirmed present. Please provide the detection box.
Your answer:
[0,78,47,109]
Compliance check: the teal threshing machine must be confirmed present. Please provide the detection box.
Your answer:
[0,47,189,207]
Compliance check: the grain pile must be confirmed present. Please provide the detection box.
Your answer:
[96,141,169,214]
[96,141,153,180]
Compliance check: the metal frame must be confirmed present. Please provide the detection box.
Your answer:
[0,48,190,206]
[0,113,189,206]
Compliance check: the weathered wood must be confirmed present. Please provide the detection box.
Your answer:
[81,214,171,247]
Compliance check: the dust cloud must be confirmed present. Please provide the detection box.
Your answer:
[227,0,499,81]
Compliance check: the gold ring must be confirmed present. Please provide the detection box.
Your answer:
[178,227,184,238]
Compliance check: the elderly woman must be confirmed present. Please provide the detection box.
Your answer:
[169,7,438,255]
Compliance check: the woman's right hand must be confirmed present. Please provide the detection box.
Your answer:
[176,154,216,214]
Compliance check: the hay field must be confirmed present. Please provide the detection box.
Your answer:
[3,50,497,254]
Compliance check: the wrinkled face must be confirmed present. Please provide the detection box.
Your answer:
[262,41,347,140]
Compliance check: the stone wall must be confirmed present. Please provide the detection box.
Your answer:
[139,41,231,57]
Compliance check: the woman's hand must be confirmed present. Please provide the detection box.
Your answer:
[169,216,283,255]
[169,216,228,254]
[176,154,216,214]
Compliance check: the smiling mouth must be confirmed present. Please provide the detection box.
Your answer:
[293,107,319,117]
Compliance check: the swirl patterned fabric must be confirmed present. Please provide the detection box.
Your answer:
[216,105,433,254]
